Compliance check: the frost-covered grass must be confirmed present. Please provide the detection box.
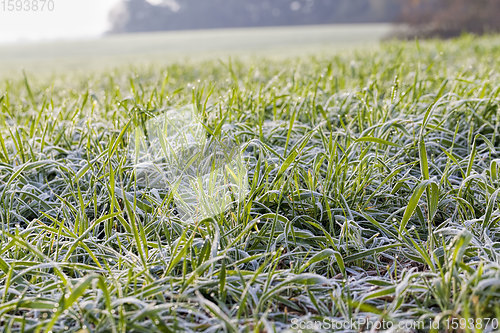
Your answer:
[0,35,499,332]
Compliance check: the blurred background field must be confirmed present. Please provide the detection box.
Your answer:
[2,0,499,78]
[0,24,392,77]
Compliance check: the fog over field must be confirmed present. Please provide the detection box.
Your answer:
[0,24,392,76]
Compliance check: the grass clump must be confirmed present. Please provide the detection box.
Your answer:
[0,35,499,332]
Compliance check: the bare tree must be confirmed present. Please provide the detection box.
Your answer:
[400,0,500,37]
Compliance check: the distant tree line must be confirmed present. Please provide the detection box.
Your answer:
[108,0,402,33]
[108,0,500,38]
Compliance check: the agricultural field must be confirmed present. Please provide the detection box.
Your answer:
[0,32,499,332]
[0,24,392,77]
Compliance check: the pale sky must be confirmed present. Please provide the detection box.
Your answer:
[0,0,121,43]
